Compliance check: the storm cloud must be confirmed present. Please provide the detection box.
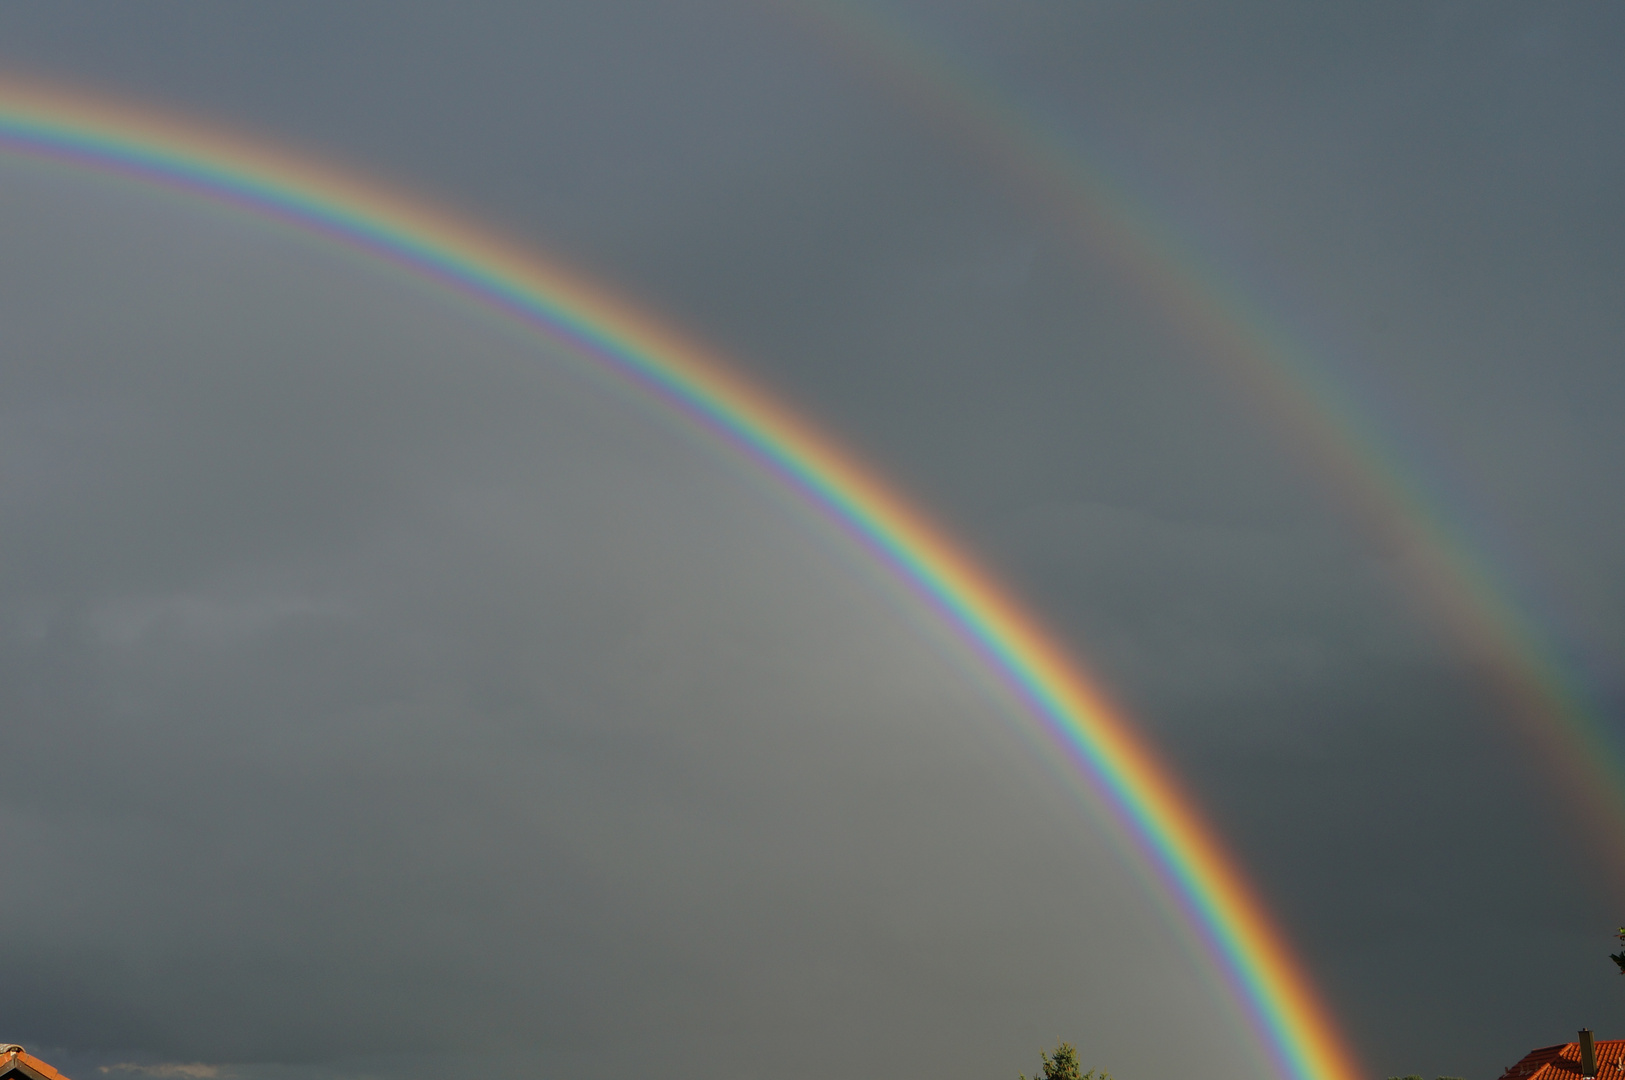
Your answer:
[0,5,1621,1080]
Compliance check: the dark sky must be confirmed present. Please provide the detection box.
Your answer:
[0,4,1622,1080]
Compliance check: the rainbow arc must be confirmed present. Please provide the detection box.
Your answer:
[0,77,1363,1080]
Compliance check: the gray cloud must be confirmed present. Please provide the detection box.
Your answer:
[0,4,1620,1080]
[0,162,1271,1080]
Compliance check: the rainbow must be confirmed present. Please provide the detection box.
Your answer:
[792,2,1625,887]
[0,77,1364,1080]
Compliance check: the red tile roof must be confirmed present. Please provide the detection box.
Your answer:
[0,1049,73,1080]
[17,1053,70,1080]
[1500,1040,1625,1080]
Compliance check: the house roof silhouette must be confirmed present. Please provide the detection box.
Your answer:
[0,1047,71,1080]
[1500,1039,1625,1080]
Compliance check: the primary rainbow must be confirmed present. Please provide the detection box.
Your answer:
[0,78,1363,1080]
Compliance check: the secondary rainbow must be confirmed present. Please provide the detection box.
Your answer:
[0,78,1364,1080]
[790,0,1625,886]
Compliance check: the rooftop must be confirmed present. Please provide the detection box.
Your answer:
[1500,1039,1625,1080]
[0,1047,71,1080]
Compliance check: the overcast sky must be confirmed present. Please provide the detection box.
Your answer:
[0,5,1622,1080]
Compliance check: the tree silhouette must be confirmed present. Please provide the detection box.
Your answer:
[1611,927,1625,975]
[1020,1042,1111,1080]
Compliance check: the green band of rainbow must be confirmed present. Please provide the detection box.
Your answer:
[0,77,1364,1080]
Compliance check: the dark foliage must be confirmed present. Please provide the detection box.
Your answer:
[1020,1042,1111,1080]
